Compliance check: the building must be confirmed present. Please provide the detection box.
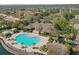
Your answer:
[26,22,55,34]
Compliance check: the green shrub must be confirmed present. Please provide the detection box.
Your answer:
[40,45,48,52]
[65,43,72,51]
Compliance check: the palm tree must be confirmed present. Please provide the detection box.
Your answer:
[40,45,48,52]
[48,36,54,43]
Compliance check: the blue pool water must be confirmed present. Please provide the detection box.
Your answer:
[16,34,40,46]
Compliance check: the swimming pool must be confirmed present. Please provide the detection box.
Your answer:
[16,34,40,46]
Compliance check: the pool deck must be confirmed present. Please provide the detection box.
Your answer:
[0,32,48,55]
[11,32,48,47]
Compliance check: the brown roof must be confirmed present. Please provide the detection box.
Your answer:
[27,22,54,33]
[41,23,54,33]
[47,42,69,55]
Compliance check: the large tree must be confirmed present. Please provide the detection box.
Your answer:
[63,12,75,20]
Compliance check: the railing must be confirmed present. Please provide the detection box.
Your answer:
[0,37,46,55]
